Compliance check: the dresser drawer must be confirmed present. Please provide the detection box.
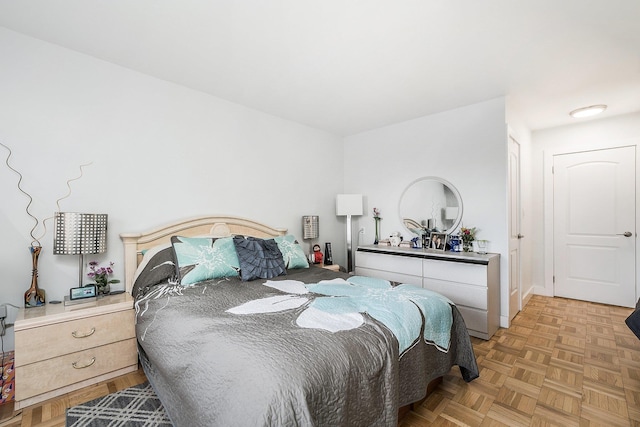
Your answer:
[456,306,488,335]
[15,337,137,400]
[356,251,422,276]
[355,267,422,287]
[15,309,135,366]
[422,278,488,310]
[423,259,487,287]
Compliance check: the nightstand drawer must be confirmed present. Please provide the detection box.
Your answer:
[15,310,135,366]
[15,337,137,400]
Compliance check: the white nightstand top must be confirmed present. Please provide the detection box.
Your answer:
[15,293,134,331]
[320,263,340,271]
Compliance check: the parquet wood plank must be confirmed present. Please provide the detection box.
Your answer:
[544,365,583,395]
[583,365,624,389]
[526,333,556,350]
[483,402,532,427]
[580,403,631,427]
[520,346,553,365]
[409,392,450,423]
[439,400,485,427]
[537,385,581,416]
[531,402,581,427]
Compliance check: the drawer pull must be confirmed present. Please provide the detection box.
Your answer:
[72,327,96,338]
[72,357,96,369]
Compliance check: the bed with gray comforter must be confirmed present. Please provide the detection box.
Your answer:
[133,250,478,427]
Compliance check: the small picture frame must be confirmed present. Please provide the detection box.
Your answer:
[448,234,462,252]
[429,232,447,251]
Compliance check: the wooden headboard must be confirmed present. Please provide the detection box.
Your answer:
[119,215,287,293]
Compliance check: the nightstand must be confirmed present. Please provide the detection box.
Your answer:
[13,293,137,410]
[321,263,340,272]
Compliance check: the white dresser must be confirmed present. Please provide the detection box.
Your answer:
[355,245,500,340]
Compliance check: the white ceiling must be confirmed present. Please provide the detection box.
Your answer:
[0,0,639,136]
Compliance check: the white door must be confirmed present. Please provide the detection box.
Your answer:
[553,146,636,307]
[508,136,522,320]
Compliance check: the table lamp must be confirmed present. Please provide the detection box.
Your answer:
[53,212,108,287]
[302,215,319,262]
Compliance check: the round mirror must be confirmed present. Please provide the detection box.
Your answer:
[399,176,463,236]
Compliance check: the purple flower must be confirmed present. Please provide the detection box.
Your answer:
[86,261,121,288]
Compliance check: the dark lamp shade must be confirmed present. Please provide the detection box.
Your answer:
[53,212,108,255]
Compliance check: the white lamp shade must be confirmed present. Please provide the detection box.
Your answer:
[444,207,459,220]
[336,194,363,216]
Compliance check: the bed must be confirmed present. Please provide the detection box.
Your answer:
[120,215,479,427]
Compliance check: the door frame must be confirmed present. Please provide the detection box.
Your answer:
[543,142,639,301]
[508,135,522,318]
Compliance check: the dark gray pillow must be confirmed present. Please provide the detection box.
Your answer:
[132,247,176,297]
[233,236,286,281]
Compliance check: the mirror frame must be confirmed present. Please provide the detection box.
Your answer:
[398,176,463,236]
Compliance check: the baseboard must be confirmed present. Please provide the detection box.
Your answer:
[532,285,554,297]
[500,316,509,328]
[522,287,534,307]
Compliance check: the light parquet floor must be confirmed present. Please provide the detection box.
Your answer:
[0,368,147,427]
[401,295,640,427]
[1,295,639,426]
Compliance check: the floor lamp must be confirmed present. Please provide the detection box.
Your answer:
[336,194,363,273]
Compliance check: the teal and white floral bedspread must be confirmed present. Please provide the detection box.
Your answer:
[227,276,454,356]
[134,266,478,427]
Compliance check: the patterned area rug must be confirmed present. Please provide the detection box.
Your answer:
[66,382,172,426]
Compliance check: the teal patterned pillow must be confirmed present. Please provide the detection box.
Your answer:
[171,236,240,286]
[274,235,309,269]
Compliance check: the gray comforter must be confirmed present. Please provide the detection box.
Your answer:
[134,266,478,427]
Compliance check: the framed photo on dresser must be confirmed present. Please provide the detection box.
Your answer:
[429,232,447,251]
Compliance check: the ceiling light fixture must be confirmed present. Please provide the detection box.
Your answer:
[569,104,607,118]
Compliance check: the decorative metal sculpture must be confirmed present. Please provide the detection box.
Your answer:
[24,245,45,307]
[2,141,91,308]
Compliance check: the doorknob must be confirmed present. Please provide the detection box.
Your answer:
[517,234,524,239]
[617,231,633,237]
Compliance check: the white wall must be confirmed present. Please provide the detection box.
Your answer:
[531,112,640,298]
[344,98,511,325]
[0,27,345,351]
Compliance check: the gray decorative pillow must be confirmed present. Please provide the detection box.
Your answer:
[274,235,309,269]
[132,246,176,297]
[233,236,286,281]
[171,236,240,286]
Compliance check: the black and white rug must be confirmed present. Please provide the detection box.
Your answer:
[66,382,172,426]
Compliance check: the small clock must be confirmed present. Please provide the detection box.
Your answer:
[70,285,97,300]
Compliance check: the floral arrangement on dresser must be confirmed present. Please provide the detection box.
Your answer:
[87,261,120,294]
[459,226,477,252]
[373,207,381,244]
